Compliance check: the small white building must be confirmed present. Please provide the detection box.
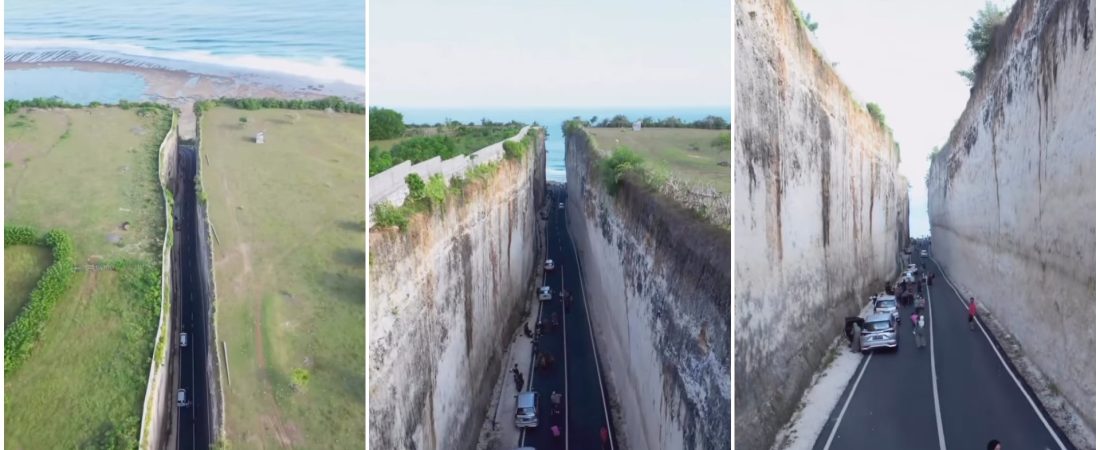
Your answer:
[255,131,265,144]
[632,121,642,131]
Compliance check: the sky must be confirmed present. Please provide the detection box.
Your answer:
[368,0,730,108]
[795,0,1014,237]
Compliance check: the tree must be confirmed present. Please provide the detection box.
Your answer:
[370,107,406,140]
[711,132,731,149]
[965,2,1008,63]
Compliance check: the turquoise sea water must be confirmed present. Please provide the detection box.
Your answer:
[5,0,365,94]
[5,67,149,103]
[391,107,731,183]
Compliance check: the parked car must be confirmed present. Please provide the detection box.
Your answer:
[860,313,898,352]
[921,250,929,258]
[544,259,555,271]
[538,286,552,301]
[515,391,539,428]
[180,332,188,348]
[874,295,900,324]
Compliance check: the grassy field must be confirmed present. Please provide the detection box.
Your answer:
[203,107,365,448]
[4,106,169,448]
[4,245,52,326]
[586,127,731,194]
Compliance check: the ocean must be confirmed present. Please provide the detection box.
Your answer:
[391,107,731,183]
[4,0,365,100]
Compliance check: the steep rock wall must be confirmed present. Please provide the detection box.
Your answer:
[368,131,546,449]
[734,0,910,448]
[564,132,731,449]
[927,0,1095,425]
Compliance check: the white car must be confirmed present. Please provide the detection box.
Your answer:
[538,286,552,301]
[558,202,564,209]
[180,332,189,348]
[544,259,555,271]
[921,250,929,258]
[177,389,189,407]
[907,263,918,272]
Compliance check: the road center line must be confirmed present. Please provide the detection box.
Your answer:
[926,274,947,450]
[823,352,872,449]
[929,256,1067,450]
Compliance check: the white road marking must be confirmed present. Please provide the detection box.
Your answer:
[926,276,947,450]
[929,256,1067,450]
[823,352,872,449]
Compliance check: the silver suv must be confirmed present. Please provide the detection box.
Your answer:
[515,391,539,428]
[860,313,898,352]
[874,295,900,324]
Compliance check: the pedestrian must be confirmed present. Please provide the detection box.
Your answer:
[987,439,1001,450]
[913,315,926,348]
[523,323,533,338]
[512,364,520,380]
[968,297,978,331]
[551,425,561,438]
[601,426,610,449]
[514,375,523,392]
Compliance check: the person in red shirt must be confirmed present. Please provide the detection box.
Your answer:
[968,297,978,331]
[600,426,610,449]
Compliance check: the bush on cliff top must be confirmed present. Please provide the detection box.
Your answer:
[957,2,1008,85]
[600,147,646,195]
[370,107,405,140]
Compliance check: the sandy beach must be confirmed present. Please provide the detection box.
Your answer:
[7,60,363,106]
[7,53,364,139]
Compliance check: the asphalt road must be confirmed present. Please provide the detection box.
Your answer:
[176,143,211,450]
[521,186,615,450]
[814,242,1073,450]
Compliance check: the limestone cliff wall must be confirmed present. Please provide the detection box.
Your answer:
[927,0,1095,425]
[564,131,731,450]
[368,131,546,449]
[734,0,910,447]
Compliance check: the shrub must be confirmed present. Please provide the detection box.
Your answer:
[866,102,886,127]
[5,228,76,374]
[405,173,426,202]
[292,368,311,389]
[5,225,37,246]
[600,147,645,195]
[711,132,731,149]
[372,203,409,231]
[424,174,448,209]
[503,140,527,160]
[965,2,1008,64]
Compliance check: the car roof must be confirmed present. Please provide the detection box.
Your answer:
[866,312,893,322]
[517,391,537,406]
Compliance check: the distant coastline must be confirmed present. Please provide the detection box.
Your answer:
[5,49,365,107]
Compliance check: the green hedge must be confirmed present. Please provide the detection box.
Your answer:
[196,97,365,114]
[4,227,76,374]
[4,98,171,115]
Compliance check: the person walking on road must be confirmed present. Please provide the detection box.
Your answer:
[987,439,1002,450]
[913,315,926,348]
[968,297,978,331]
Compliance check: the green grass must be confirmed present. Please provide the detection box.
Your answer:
[3,106,169,448]
[585,127,731,194]
[202,107,365,448]
[4,245,52,326]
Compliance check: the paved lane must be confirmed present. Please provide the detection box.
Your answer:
[176,143,211,450]
[523,185,615,450]
[815,242,1072,449]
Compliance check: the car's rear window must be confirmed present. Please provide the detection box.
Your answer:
[876,299,896,309]
[865,320,893,332]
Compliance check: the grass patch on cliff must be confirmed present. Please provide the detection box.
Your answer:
[4,245,52,326]
[201,106,365,448]
[369,122,523,175]
[586,127,730,194]
[3,106,169,449]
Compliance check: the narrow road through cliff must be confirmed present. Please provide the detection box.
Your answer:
[522,185,615,450]
[176,142,212,450]
[813,242,1074,450]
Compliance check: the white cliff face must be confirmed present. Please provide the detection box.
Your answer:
[734,0,910,448]
[565,132,731,450]
[927,0,1095,426]
[368,134,545,450]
